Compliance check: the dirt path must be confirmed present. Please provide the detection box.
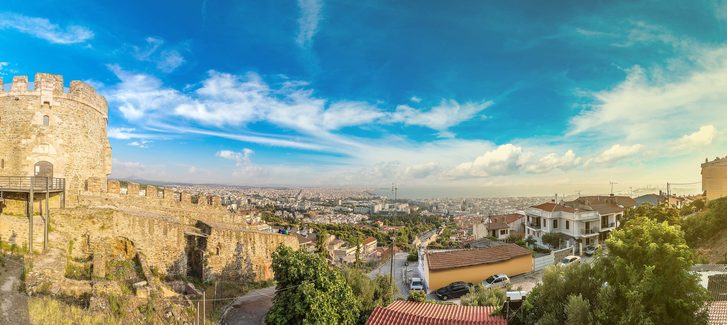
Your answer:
[0,255,29,325]
[217,286,275,325]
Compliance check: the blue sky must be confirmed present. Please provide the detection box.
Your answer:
[1,0,727,195]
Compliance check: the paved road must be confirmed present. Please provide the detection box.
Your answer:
[369,252,410,298]
[217,286,275,325]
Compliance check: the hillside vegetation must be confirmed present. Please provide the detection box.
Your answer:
[682,197,727,263]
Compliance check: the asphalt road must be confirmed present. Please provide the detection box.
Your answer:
[369,252,410,298]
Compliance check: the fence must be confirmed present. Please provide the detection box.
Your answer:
[0,176,65,192]
[533,254,554,271]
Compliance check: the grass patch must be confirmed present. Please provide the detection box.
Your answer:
[28,296,121,325]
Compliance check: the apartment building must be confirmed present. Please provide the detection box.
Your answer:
[525,195,635,253]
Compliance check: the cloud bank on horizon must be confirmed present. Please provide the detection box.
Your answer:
[0,0,726,194]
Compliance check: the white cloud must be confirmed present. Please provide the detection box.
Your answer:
[392,100,492,137]
[410,96,422,103]
[673,125,716,150]
[132,37,186,72]
[592,144,642,164]
[216,149,265,177]
[569,47,727,144]
[0,13,93,44]
[128,140,151,148]
[108,127,154,140]
[450,144,528,177]
[404,162,441,179]
[296,0,323,47]
[526,150,581,173]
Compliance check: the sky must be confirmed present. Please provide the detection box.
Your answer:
[1,0,727,197]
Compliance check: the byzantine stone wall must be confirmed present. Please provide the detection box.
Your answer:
[0,73,112,198]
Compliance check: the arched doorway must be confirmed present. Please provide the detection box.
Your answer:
[34,161,53,178]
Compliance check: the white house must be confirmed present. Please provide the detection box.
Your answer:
[525,195,635,253]
[472,213,525,240]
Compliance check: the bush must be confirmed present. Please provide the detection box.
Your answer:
[408,290,427,302]
[407,251,418,262]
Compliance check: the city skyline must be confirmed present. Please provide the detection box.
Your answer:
[1,1,726,193]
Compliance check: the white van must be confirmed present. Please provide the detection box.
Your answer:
[410,277,424,291]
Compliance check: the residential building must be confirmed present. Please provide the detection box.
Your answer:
[366,300,506,325]
[525,195,635,252]
[472,213,525,240]
[333,246,357,263]
[702,156,727,203]
[422,244,532,291]
[362,236,377,255]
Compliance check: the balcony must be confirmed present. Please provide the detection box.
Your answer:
[579,228,600,235]
[0,176,66,193]
[601,222,616,229]
[527,222,542,229]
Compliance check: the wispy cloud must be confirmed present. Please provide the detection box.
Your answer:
[0,12,93,44]
[296,0,323,47]
[392,100,492,137]
[132,37,186,72]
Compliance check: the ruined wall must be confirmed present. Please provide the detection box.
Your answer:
[205,223,299,281]
[0,73,111,198]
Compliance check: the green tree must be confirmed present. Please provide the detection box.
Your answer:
[622,204,680,226]
[340,267,394,324]
[599,217,709,324]
[266,245,359,325]
[541,233,561,249]
[460,285,506,307]
[525,216,710,324]
[564,294,592,325]
[315,230,329,258]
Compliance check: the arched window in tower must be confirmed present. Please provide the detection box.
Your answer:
[43,115,49,126]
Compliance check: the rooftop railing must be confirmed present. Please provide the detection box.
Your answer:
[0,176,65,192]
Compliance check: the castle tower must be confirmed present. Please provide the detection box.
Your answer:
[0,73,112,203]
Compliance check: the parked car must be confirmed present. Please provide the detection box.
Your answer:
[559,255,581,266]
[435,281,472,300]
[482,274,510,289]
[584,245,599,256]
[410,277,424,291]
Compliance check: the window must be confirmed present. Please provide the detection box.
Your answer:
[500,229,508,235]
[42,115,49,126]
[566,220,570,230]
[1,158,4,169]
[553,220,558,229]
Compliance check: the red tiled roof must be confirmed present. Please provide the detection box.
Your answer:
[427,244,531,271]
[531,202,575,213]
[710,301,727,325]
[489,213,524,225]
[363,236,377,245]
[366,300,506,325]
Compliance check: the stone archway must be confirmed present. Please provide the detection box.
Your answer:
[34,161,53,178]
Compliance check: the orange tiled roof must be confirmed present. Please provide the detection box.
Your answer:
[710,301,727,325]
[366,300,506,325]
[426,244,531,271]
[363,236,377,245]
[530,202,575,213]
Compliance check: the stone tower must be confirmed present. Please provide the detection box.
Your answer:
[0,73,112,202]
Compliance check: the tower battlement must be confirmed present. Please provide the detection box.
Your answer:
[1,73,107,117]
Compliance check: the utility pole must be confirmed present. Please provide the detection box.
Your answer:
[202,291,206,325]
[609,181,617,195]
[390,235,395,297]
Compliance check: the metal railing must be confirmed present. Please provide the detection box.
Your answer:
[0,176,65,191]
[527,222,542,229]
[579,228,600,235]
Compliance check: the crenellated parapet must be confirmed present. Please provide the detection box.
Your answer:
[1,73,107,117]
